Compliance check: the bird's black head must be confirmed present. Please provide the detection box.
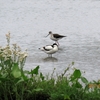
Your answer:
[49,31,52,34]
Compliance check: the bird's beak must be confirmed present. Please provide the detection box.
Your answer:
[45,33,50,37]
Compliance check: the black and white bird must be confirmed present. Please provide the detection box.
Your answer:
[39,43,58,57]
[46,31,66,45]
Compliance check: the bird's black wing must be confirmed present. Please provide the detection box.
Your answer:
[53,34,66,38]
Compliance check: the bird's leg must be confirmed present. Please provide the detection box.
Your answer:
[49,54,52,57]
[48,54,50,57]
[48,54,52,57]
[56,41,59,46]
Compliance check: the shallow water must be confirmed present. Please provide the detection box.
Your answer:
[0,0,100,81]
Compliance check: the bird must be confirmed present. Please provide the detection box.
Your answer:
[39,43,58,57]
[46,31,66,45]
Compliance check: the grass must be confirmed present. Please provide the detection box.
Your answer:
[0,32,100,100]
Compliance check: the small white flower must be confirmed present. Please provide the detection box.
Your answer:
[23,53,28,58]
[6,31,10,39]
[17,46,21,52]
[12,43,17,49]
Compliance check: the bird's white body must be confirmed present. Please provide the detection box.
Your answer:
[39,43,58,56]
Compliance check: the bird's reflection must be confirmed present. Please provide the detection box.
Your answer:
[43,57,58,62]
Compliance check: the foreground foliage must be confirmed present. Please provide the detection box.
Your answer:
[0,32,100,100]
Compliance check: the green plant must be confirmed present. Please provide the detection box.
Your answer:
[0,32,100,100]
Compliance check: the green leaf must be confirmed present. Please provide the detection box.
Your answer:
[29,66,39,75]
[34,88,43,92]
[15,78,24,85]
[12,63,21,78]
[40,72,44,80]
[21,70,28,81]
[70,69,81,81]
[75,81,82,88]
[73,69,81,78]
[81,77,88,84]
[64,94,70,100]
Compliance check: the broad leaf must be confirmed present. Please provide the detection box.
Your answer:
[73,69,81,78]
[70,69,81,81]
[29,66,39,75]
[81,77,88,84]
[12,63,21,78]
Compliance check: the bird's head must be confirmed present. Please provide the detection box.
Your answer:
[45,31,52,37]
[49,31,52,34]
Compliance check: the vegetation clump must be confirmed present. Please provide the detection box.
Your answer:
[0,32,100,100]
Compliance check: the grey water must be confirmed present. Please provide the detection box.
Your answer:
[0,0,100,81]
